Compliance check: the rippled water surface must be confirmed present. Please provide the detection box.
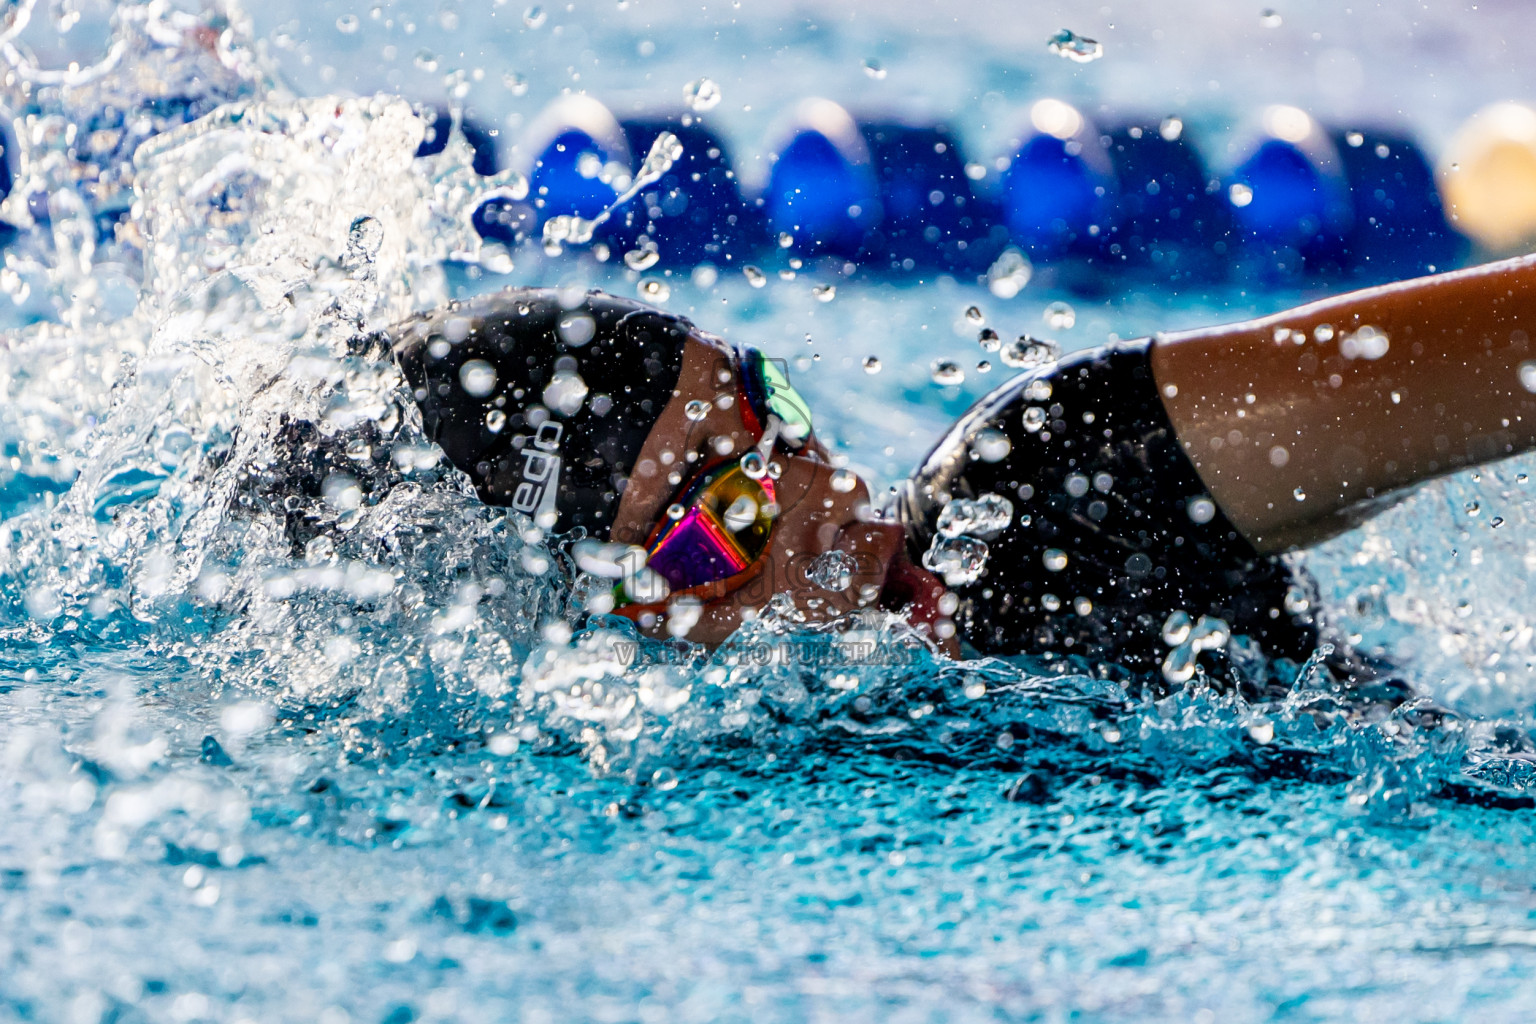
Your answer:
[5,1,1536,1021]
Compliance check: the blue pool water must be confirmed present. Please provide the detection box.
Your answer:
[7,1,1536,1021]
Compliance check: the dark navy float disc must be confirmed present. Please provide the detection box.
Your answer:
[859,121,1001,274]
[1101,121,1230,283]
[614,117,765,265]
[1331,128,1464,281]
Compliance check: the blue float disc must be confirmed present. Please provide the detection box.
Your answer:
[763,99,879,260]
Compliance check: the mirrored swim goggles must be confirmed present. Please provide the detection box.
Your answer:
[612,344,815,611]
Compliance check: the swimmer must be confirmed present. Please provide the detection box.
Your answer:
[390,253,1536,686]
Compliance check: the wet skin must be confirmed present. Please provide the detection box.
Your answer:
[609,333,952,649]
[1153,251,1536,552]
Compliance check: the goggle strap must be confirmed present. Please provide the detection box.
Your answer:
[756,414,782,459]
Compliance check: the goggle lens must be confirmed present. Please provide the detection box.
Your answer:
[617,345,814,610]
[740,347,814,448]
[643,462,777,593]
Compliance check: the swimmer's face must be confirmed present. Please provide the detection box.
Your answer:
[611,335,905,644]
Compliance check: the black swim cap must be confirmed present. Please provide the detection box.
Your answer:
[392,288,693,534]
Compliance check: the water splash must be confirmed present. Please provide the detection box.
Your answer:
[999,335,1059,369]
[541,131,684,254]
[1046,28,1104,64]
[0,0,1520,857]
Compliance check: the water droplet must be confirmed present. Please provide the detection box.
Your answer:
[666,503,686,520]
[651,767,679,791]
[684,399,710,421]
[558,315,596,347]
[740,451,768,479]
[414,49,440,72]
[347,216,384,263]
[1260,8,1282,27]
[1162,643,1197,685]
[978,328,1001,352]
[1186,497,1216,524]
[1229,182,1254,207]
[683,77,722,112]
[742,265,767,288]
[1189,615,1231,651]
[1340,325,1389,360]
[1159,116,1184,141]
[485,409,507,433]
[937,493,1014,539]
[504,71,529,95]
[971,429,1012,463]
[922,534,990,585]
[1466,500,1481,517]
[1073,596,1093,616]
[336,14,360,33]
[1047,28,1103,62]
[1000,336,1060,369]
[1283,587,1310,615]
[1293,487,1306,501]
[1519,361,1536,393]
[1022,407,1047,432]
[1161,611,1193,646]
[523,5,547,28]
[977,360,992,373]
[1043,301,1076,330]
[931,359,965,386]
[987,248,1033,298]
[805,550,854,591]
[638,278,671,301]
[965,305,985,325]
[830,468,858,493]
[305,535,337,566]
[862,355,882,374]
[812,283,836,303]
[24,586,60,621]
[862,58,886,79]
[1314,323,1335,342]
[459,360,498,397]
[624,248,659,271]
[543,370,590,416]
[1042,548,1068,572]
[721,494,759,532]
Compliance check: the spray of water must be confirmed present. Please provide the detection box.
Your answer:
[0,0,1523,852]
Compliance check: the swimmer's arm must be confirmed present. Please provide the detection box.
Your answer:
[1151,252,1536,552]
